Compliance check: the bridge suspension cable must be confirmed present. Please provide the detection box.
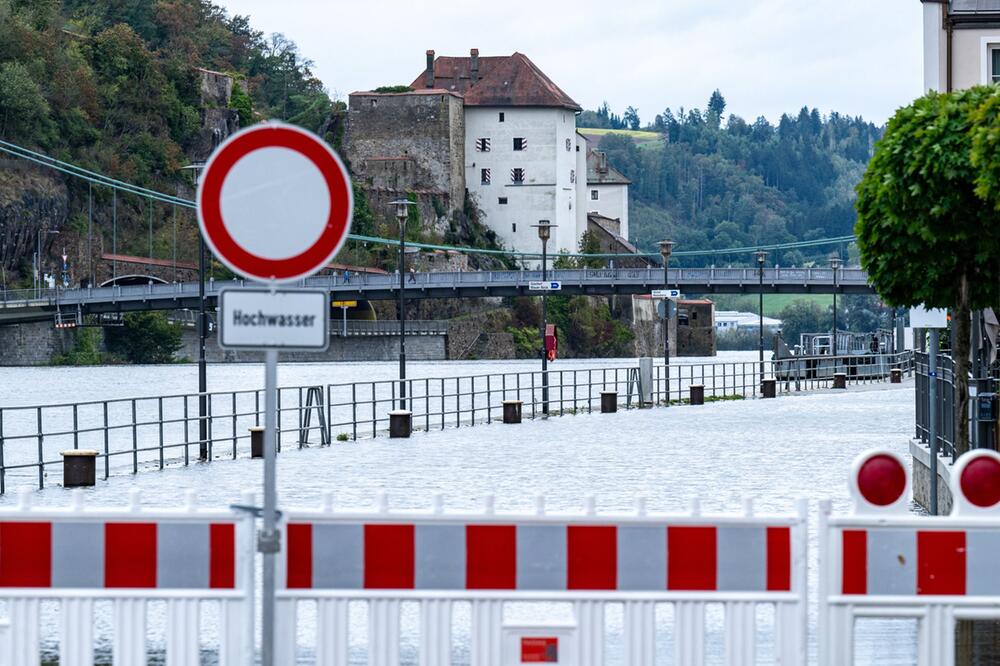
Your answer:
[0,138,856,261]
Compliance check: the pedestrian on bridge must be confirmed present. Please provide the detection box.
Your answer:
[343,269,351,285]
[408,267,416,283]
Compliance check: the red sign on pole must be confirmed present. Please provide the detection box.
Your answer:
[196,123,353,283]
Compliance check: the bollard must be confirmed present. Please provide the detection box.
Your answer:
[891,368,902,384]
[761,378,776,399]
[689,384,705,405]
[61,450,98,487]
[389,410,412,438]
[833,373,847,390]
[600,391,618,413]
[250,426,265,458]
[502,400,522,424]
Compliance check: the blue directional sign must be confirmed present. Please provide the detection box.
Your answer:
[529,281,562,292]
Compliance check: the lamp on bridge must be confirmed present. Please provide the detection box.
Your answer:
[755,249,768,382]
[658,240,675,376]
[533,220,557,416]
[830,256,842,356]
[390,199,417,411]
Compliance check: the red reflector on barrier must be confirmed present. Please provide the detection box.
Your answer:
[960,457,1000,508]
[857,454,906,506]
[521,636,558,662]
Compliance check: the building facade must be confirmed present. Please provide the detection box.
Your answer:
[923,0,1000,92]
[345,50,631,257]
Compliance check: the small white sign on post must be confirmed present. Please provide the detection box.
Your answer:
[219,288,328,351]
[910,306,948,329]
[651,289,680,298]
[529,281,561,292]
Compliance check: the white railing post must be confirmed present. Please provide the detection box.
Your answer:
[316,598,350,666]
[674,601,705,666]
[419,598,452,666]
[166,598,200,665]
[113,598,146,666]
[623,600,655,666]
[574,599,604,666]
[470,599,503,666]
[368,599,400,666]
[60,597,94,666]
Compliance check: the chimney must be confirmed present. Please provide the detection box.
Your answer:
[470,48,479,84]
[599,152,608,174]
[425,50,435,88]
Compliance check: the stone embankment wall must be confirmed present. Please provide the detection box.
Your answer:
[0,320,76,365]
[177,329,446,363]
[910,438,954,514]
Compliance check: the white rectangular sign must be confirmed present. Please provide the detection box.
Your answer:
[909,305,948,329]
[529,281,561,291]
[219,288,329,351]
[651,289,680,298]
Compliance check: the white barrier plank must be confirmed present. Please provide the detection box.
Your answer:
[316,598,349,666]
[575,600,604,666]
[166,598,200,666]
[675,601,705,666]
[369,599,400,666]
[723,601,754,666]
[419,599,452,666]
[275,598,297,665]
[623,600,655,666]
[60,598,94,666]
[113,598,145,666]
[9,599,39,666]
[219,598,248,666]
[471,600,503,666]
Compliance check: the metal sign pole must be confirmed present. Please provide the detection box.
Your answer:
[929,328,939,516]
[260,346,279,665]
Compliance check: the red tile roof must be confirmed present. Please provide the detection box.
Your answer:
[409,52,581,111]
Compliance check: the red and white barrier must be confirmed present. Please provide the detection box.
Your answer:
[0,487,254,666]
[276,492,808,666]
[820,449,1000,666]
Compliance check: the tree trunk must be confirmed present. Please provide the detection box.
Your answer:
[954,274,972,456]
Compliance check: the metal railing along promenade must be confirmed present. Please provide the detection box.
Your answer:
[329,319,448,337]
[0,352,912,492]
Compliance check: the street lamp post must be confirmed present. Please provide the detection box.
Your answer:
[181,163,211,461]
[756,250,767,383]
[390,200,416,410]
[658,240,674,401]
[830,256,842,356]
[533,221,556,415]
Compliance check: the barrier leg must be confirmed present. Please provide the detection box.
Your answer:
[921,605,954,666]
[471,599,503,666]
[166,598,200,666]
[275,598,298,665]
[674,601,705,666]
[60,598,94,666]
[9,598,39,666]
[112,598,146,666]
[419,599,452,666]
[369,599,400,666]
[575,600,604,666]
[723,601,754,666]
[623,600,655,666]
[219,599,249,666]
[316,598,349,666]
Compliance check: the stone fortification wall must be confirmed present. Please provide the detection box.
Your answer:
[345,91,465,220]
[0,320,75,366]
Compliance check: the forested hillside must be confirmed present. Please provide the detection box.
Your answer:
[582,92,882,266]
[0,0,336,281]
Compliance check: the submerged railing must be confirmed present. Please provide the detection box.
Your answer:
[0,352,913,492]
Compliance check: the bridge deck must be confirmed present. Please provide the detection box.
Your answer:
[0,267,872,324]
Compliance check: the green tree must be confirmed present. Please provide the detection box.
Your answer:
[0,61,54,143]
[856,87,1000,455]
[776,299,827,345]
[577,230,605,268]
[105,312,182,363]
[229,81,253,127]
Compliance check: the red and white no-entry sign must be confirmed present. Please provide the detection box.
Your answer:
[196,123,353,283]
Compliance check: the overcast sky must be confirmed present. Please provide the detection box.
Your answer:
[215,0,922,126]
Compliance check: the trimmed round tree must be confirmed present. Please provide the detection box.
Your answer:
[856,87,1000,456]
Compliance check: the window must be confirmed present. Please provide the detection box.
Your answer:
[481,168,491,185]
[498,197,508,205]
[475,137,491,152]
[570,169,576,184]
[511,168,525,184]
[512,223,517,232]
[565,138,572,151]
[499,112,505,122]
[993,48,1000,83]
[591,189,599,201]
[513,137,526,151]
